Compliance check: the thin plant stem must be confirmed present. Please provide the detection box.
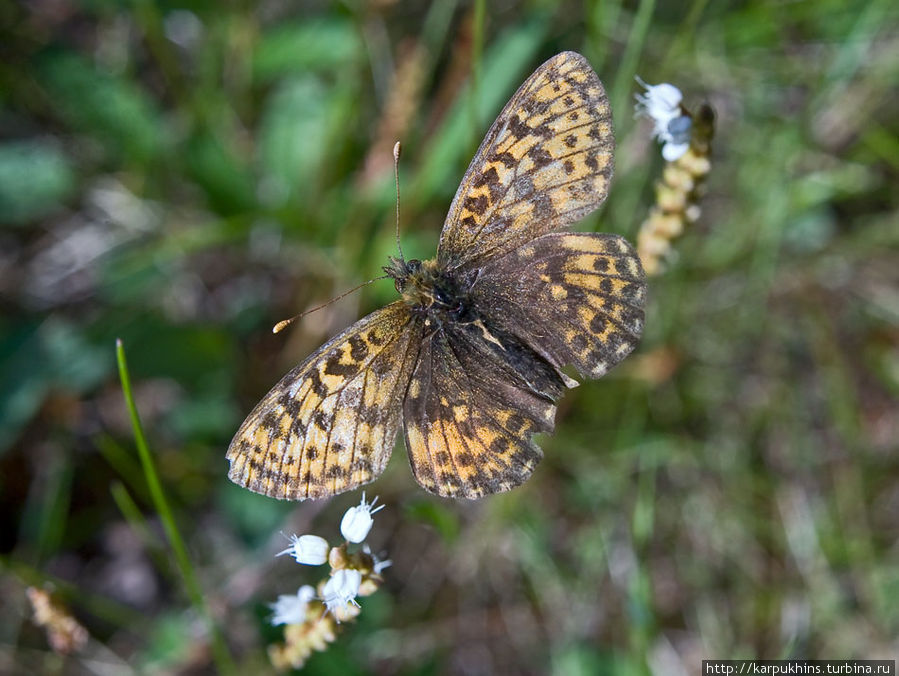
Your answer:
[115,339,234,674]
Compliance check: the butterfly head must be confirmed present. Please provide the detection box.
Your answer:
[383,256,421,293]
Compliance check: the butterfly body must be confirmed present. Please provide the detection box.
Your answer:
[387,257,470,324]
[228,52,646,500]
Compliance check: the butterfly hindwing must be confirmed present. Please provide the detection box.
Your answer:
[438,51,614,270]
[402,317,566,498]
[227,302,421,499]
[472,232,646,379]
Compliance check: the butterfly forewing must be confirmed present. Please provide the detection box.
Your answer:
[438,51,614,270]
[227,302,421,499]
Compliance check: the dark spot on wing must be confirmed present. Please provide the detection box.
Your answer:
[464,194,489,216]
[530,146,553,168]
[509,114,530,140]
[348,335,368,362]
[313,410,330,429]
[570,333,587,353]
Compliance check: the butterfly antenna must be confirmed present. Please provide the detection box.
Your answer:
[274,142,404,335]
[393,141,405,262]
[272,276,388,334]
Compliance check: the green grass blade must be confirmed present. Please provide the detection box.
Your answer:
[610,0,656,121]
[115,338,234,674]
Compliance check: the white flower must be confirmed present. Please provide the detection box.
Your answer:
[635,77,691,161]
[635,77,683,123]
[277,534,330,565]
[340,492,385,543]
[322,569,362,616]
[363,544,392,574]
[269,585,316,625]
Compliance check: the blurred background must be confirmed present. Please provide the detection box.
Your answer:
[1,0,898,673]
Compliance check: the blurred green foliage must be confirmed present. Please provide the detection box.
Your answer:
[0,140,76,224]
[1,0,898,673]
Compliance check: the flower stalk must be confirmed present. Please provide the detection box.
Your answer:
[634,81,716,276]
[267,495,390,671]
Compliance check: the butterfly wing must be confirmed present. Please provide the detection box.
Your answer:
[472,232,646,379]
[438,51,614,270]
[402,317,568,498]
[227,302,421,500]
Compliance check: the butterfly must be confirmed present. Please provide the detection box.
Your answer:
[227,51,646,500]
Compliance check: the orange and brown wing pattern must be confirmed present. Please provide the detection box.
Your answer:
[402,318,567,498]
[438,51,614,270]
[473,232,646,379]
[227,302,421,500]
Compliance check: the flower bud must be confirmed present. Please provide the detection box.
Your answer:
[278,534,330,565]
[322,569,362,617]
[339,492,384,544]
[269,586,316,625]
